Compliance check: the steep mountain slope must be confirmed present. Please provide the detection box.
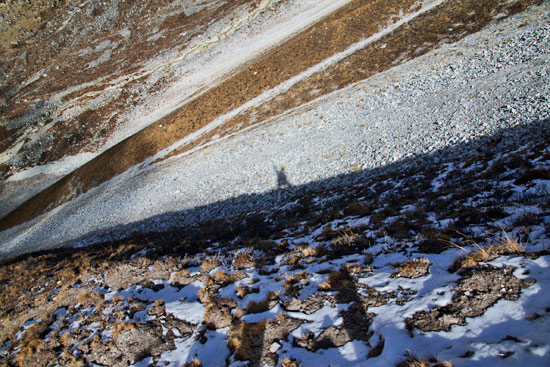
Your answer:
[0,1,549,366]
[0,0,354,217]
[1,92,549,366]
[1,0,545,243]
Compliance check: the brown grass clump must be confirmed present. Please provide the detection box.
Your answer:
[284,272,309,297]
[368,336,385,358]
[233,250,255,270]
[212,270,229,285]
[58,351,86,366]
[111,295,125,303]
[57,266,81,285]
[236,285,248,299]
[499,231,526,253]
[77,291,105,306]
[285,253,302,266]
[300,246,318,258]
[450,231,525,272]
[317,281,332,291]
[245,291,279,314]
[316,224,339,242]
[16,324,48,366]
[184,359,203,367]
[281,358,302,367]
[172,268,193,287]
[332,228,359,247]
[197,288,210,303]
[156,256,183,271]
[148,300,166,317]
[391,258,431,279]
[228,320,268,361]
[201,257,222,273]
[113,321,137,337]
[396,352,453,367]
[236,285,259,299]
[330,227,371,256]
[326,267,355,291]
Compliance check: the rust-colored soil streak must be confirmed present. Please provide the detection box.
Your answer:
[0,0,539,231]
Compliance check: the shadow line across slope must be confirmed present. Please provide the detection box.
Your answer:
[2,117,548,260]
[0,0,539,232]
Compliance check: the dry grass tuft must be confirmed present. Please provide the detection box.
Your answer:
[184,359,203,367]
[172,268,192,286]
[228,320,268,361]
[318,281,332,291]
[236,284,259,299]
[132,256,154,268]
[158,256,183,270]
[284,271,309,296]
[113,321,137,337]
[201,257,222,273]
[281,358,302,367]
[332,228,360,248]
[368,336,385,358]
[300,246,318,258]
[396,351,453,367]
[16,325,47,366]
[212,270,229,285]
[59,351,86,366]
[233,249,255,270]
[391,258,431,279]
[245,291,278,314]
[450,230,525,272]
[320,266,355,291]
[498,231,525,253]
[148,299,166,317]
[111,295,125,303]
[236,285,248,299]
[77,291,104,306]
[330,227,372,256]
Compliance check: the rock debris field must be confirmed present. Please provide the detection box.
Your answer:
[1,1,550,367]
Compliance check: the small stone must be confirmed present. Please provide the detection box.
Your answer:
[269,342,281,353]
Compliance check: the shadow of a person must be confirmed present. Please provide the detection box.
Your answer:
[275,166,291,189]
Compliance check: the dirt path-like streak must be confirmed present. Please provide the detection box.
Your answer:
[152,0,445,162]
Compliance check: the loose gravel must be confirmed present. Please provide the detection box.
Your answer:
[1,3,549,258]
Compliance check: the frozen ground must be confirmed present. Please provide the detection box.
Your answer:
[1,3,550,366]
[1,111,549,366]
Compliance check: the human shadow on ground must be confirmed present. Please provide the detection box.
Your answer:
[275,165,291,189]
[1,118,549,366]
[8,116,544,259]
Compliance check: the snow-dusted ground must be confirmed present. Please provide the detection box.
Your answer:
[3,126,549,366]
[2,2,550,366]
[0,2,549,259]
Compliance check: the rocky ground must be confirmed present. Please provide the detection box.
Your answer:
[1,0,550,366]
[0,0,542,228]
[0,0,352,216]
[1,120,549,366]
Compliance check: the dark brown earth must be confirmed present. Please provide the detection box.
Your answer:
[0,0,541,232]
